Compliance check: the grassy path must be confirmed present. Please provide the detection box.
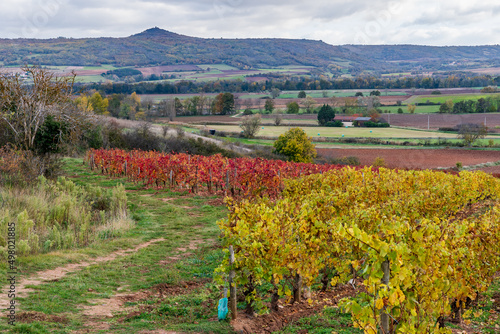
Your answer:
[0,158,233,333]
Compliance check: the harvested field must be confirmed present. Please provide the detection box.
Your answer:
[137,65,202,76]
[317,148,500,169]
[174,115,238,123]
[258,113,500,132]
[384,113,500,131]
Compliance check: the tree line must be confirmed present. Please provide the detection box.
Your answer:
[83,73,500,95]
[438,96,500,114]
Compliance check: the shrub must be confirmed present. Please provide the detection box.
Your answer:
[286,101,300,114]
[273,128,316,163]
[373,157,386,167]
[243,108,253,116]
[457,123,487,147]
[325,120,343,127]
[438,127,457,132]
[364,121,390,128]
[0,176,132,257]
[239,114,262,138]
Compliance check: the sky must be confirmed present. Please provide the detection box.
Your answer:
[1,0,500,46]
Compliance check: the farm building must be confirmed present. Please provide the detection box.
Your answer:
[335,115,357,127]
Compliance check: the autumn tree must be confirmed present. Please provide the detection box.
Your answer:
[270,88,281,99]
[214,92,235,115]
[264,99,275,113]
[301,96,316,113]
[286,101,300,114]
[439,100,454,113]
[273,127,316,163]
[407,104,416,114]
[457,123,488,147]
[239,114,262,138]
[158,99,175,121]
[0,66,94,152]
[89,92,109,115]
[273,110,284,126]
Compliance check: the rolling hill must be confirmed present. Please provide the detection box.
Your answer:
[1,27,500,75]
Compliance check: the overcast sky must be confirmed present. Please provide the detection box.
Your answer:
[1,0,500,45]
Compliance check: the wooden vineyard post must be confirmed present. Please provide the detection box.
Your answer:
[380,259,390,334]
[124,161,127,175]
[209,169,212,193]
[194,161,199,193]
[169,170,173,189]
[278,170,282,191]
[234,167,238,195]
[294,274,302,303]
[229,245,237,320]
[225,170,230,197]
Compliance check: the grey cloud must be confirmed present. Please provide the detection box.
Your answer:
[0,0,499,45]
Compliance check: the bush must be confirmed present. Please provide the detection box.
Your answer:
[373,157,386,167]
[0,146,63,185]
[286,101,300,114]
[316,155,360,166]
[438,127,457,132]
[243,108,253,115]
[325,120,343,127]
[0,176,131,257]
[364,121,390,128]
[239,114,262,138]
[273,128,316,163]
[273,112,283,126]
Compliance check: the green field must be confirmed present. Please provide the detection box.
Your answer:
[205,125,480,139]
[380,105,440,114]
[75,75,110,83]
[197,64,239,71]
[83,65,117,70]
[238,90,408,100]
[407,93,500,104]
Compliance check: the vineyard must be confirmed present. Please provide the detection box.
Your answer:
[85,149,500,333]
[217,167,500,333]
[86,149,351,198]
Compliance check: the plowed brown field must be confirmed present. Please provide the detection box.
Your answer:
[317,148,500,169]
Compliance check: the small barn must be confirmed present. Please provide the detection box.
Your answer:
[354,117,372,127]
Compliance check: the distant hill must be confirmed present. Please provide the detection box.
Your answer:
[1,27,500,75]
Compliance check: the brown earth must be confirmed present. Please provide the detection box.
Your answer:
[383,113,500,131]
[317,148,500,169]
